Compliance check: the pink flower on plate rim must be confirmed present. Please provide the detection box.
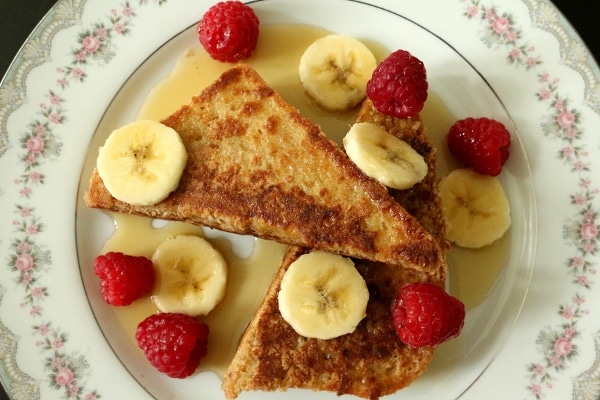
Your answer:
[553,337,573,357]
[466,5,478,17]
[532,364,545,376]
[55,367,75,387]
[557,110,576,128]
[529,383,542,396]
[580,223,599,241]
[570,256,585,268]
[16,254,34,272]
[81,35,101,53]
[34,123,47,135]
[26,135,45,154]
[492,16,510,34]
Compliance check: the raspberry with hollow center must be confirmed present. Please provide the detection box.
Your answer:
[392,282,465,348]
[93,252,154,306]
[366,49,428,119]
[197,1,260,63]
[136,313,209,378]
[447,117,511,176]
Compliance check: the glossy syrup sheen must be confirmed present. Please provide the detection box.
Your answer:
[101,24,510,378]
[103,213,288,377]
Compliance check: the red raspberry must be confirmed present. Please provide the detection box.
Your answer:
[447,117,511,176]
[197,1,260,63]
[392,282,465,348]
[136,313,209,378]
[93,252,154,306]
[366,49,428,119]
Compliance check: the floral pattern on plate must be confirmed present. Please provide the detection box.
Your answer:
[1,0,599,399]
[1,1,167,398]
[462,0,599,398]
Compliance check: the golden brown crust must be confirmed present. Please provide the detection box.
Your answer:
[222,247,439,400]
[84,64,442,277]
[221,99,448,399]
[355,99,449,253]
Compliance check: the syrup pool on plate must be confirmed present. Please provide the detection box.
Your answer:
[421,95,511,309]
[100,24,510,377]
[102,213,288,376]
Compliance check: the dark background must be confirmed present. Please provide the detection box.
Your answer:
[0,0,598,399]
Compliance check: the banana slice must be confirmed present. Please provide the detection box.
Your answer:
[278,251,369,340]
[343,122,428,189]
[151,234,227,316]
[299,34,377,112]
[439,168,511,248]
[96,119,187,206]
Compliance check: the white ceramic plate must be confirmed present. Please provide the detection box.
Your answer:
[1,1,599,399]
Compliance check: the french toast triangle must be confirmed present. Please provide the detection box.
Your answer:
[222,99,448,399]
[84,64,443,276]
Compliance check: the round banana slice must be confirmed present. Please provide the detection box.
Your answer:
[278,251,369,340]
[343,122,428,189]
[439,168,511,248]
[96,119,187,206]
[299,34,377,112]
[151,234,227,316]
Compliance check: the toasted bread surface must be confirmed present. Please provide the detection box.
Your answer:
[356,99,448,252]
[84,64,442,276]
[222,248,440,400]
[221,99,448,399]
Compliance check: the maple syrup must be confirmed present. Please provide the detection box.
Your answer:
[102,213,287,377]
[100,24,510,378]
